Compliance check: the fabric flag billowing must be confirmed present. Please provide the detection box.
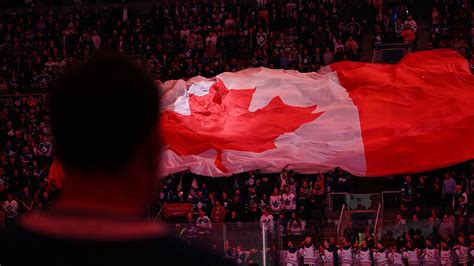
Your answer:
[159,50,474,177]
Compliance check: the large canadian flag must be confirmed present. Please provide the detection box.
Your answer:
[159,50,474,177]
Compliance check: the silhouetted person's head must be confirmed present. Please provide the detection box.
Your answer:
[51,51,158,173]
[50,51,159,214]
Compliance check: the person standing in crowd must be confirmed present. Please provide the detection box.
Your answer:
[269,187,282,216]
[211,200,225,223]
[3,193,18,229]
[282,185,296,219]
[401,175,414,206]
[287,212,303,241]
[442,172,457,210]
[453,184,468,211]
[260,207,274,233]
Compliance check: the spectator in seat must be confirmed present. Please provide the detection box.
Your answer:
[234,245,248,266]
[246,247,262,266]
[196,209,212,232]
[211,200,226,223]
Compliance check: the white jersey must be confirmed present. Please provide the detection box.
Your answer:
[374,249,389,265]
[403,248,420,264]
[269,195,282,212]
[196,216,212,229]
[286,251,298,266]
[440,248,453,265]
[259,214,274,230]
[357,248,372,265]
[352,249,358,265]
[454,245,470,264]
[300,246,317,265]
[314,250,322,265]
[3,200,18,218]
[422,247,440,265]
[321,249,334,264]
[337,246,353,265]
[282,193,296,211]
[389,251,404,265]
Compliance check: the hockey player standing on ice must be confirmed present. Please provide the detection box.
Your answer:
[337,238,353,266]
[454,235,470,266]
[320,239,335,266]
[470,237,474,266]
[373,241,389,266]
[357,240,372,266]
[440,240,454,266]
[403,241,421,266]
[299,236,318,266]
[389,244,404,266]
[285,242,299,266]
[421,239,440,265]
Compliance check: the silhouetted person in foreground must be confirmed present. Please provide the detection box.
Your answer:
[1,51,233,266]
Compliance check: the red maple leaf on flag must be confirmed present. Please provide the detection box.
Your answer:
[161,79,324,173]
